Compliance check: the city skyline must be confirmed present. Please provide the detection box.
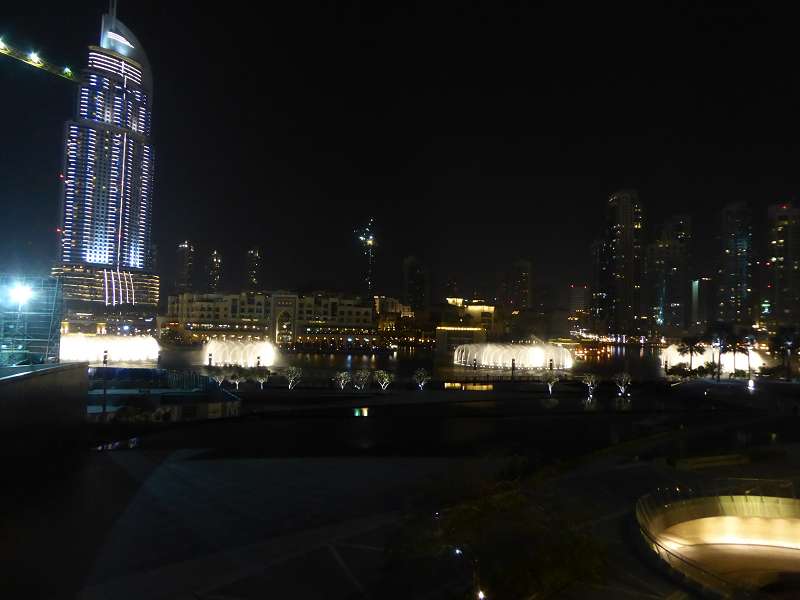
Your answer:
[2,3,800,304]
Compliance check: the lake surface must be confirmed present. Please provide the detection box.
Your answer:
[157,344,665,380]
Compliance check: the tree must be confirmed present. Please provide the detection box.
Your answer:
[541,371,560,396]
[335,370,351,391]
[226,366,245,390]
[614,372,631,395]
[352,369,371,391]
[582,374,598,397]
[252,366,270,390]
[414,368,430,390]
[730,335,752,379]
[676,336,705,372]
[205,365,226,388]
[285,366,302,390]
[375,370,394,391]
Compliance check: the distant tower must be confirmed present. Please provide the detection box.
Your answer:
[402,256,430,311]
[717,202,752,325]
[645,215,691,329]
[208,250,222,293]
[175,240,195,293]
[598,190,645,334]
[498,259,532,309]
[356,218,376,297]
[766,203,800,326]
[246,247,261,290]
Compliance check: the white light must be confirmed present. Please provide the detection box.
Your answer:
[9,284,33,306]
[748,379,755,390]
[28,51,41,64]
[478,592,486,600]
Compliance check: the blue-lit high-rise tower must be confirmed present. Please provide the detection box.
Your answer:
[53,4,159,312]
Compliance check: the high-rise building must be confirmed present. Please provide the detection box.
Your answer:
[589,238,610,332]
[765,203,800,327]
[402,256,430,311]
[497,259,532,310]
[691,276,714,328]
[645,215,692,329]
[568,283,589,332]
[175,240,194,294]
[717,202,753,325]
[208,250,222,292]
[355,218,376,297]
[594,190,645,334]
[246,247,262,291]
[52,7,158,310]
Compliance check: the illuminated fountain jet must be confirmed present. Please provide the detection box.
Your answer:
[60,334,159,364]
[454,337,573,369]
[661,344,765,374]
[204,339,276,367]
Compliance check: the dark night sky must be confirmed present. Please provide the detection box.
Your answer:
[2,2,799,304]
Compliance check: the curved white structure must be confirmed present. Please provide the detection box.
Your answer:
[205,339,276,368]
[454,338,573,370]
[661,344,765,374]
[60,334,160,363]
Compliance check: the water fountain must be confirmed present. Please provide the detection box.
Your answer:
[453,337,573,370]
[660,344,765,374]
[204,339,276,367]
[60,333,160,364]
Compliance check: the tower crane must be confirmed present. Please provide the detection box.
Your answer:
[0,36,77,82]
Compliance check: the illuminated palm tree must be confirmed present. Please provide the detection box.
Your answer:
[677,337,705,372]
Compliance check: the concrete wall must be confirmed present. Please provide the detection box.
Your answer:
[0,362,88,454]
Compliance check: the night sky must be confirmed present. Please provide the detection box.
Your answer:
[2,2,799,304]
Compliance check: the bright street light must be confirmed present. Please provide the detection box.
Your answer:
[9,283,34,306]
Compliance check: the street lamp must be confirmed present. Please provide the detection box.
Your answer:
[9,283,33,308]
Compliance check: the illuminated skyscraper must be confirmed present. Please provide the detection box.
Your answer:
[717,202,752,325]
[246,247,261,290]
[356,218,376,297]
[645,215,691,329]
[208,250,223,293]
[594,190,645,334]
[53,5,158,308]
[175,240,195,294]
[766,203,800,326]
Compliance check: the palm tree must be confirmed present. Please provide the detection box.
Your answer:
[730,335,751,378]
[677,337,705,372]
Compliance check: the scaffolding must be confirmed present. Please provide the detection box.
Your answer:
[0,274,63,366]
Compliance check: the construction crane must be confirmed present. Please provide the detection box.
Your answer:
[0,36,77,82]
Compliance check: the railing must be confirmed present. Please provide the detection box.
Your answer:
[635,478,797,599]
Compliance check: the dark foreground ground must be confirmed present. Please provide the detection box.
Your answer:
[2,379,799,599]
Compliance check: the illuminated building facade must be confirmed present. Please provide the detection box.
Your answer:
[717,202,752,325]
[163,290,375,346]
[765,203,800,327]
[593,190,645,334]
[645,215,692,330]
[53,8,158,309]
